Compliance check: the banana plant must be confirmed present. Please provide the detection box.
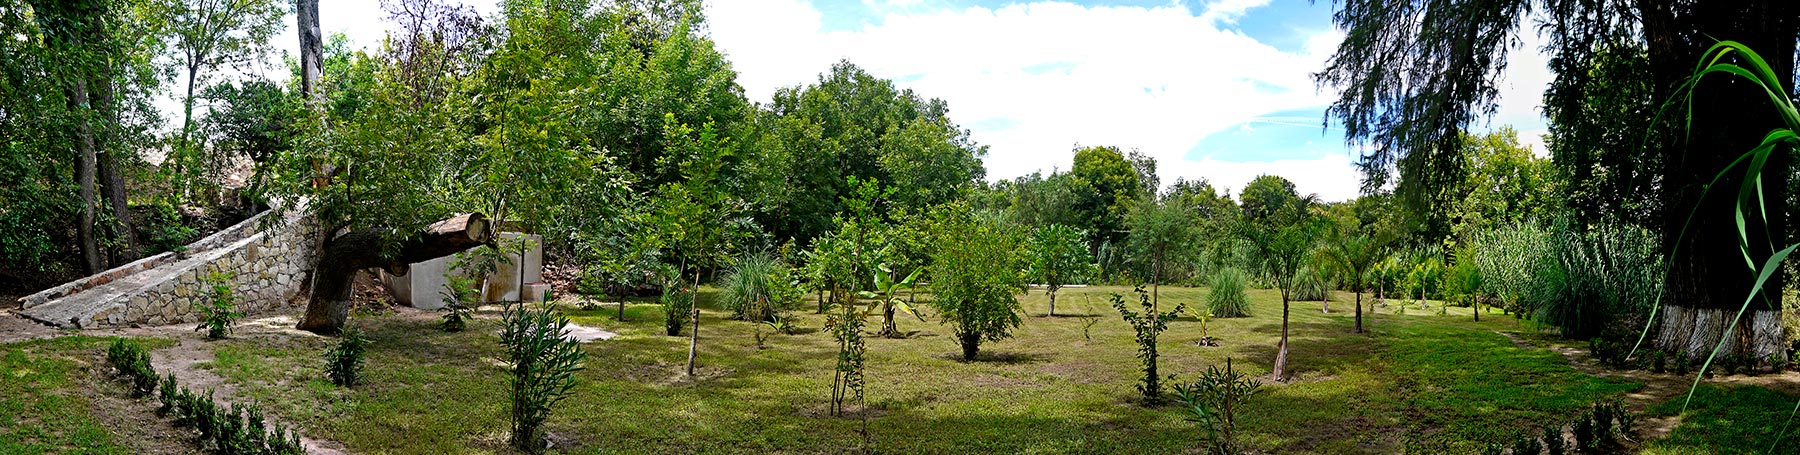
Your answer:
[860,264,925,338]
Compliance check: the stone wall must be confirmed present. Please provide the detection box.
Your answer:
[117,212,320,326]
[18,206,321,328]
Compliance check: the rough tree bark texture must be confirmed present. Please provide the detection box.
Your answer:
[72,78,103,275]
[89,53,139,263]
[1646,0,1797,361]
[297,0,323,101]
[1273,291,1290,381]
[297,214,490,334]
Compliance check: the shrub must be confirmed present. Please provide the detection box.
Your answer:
[1571,411,1596,451]
[158,373,179,414]
[1290,266,1330,301]
[439,274,477,332]
[1112,287,1184,405]
[1673,350,1691,375]
[1511,433,1542,455]
[1544,424,1566,455]
[927,205,1027,360]
[106,338,158,397]
[1207,267,1251,318]
[323,327,369,387]
[660,285,693,337]
[1651,350,1667,373]
[499,301,586,454]
[719,251,800,322]
[1534,221,1662,339]
[1592,402,1616,445]
[1173,358,1261,455]
[195,271,243,340]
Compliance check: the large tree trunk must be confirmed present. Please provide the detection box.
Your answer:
[90,58,138,263]
[1644,0,1796,362]
[72,78,103,275]
[297,0,323,102]
[297,214,491,334]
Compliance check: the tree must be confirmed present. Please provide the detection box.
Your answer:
[161,0,286,194]
[200,78,299,175]
[1448,128,1555,242]
[928,203,1026,361]
[21,0,160,274]
[648,119,736,377]
[1070,145,1143,249]
[1238,190,1322,380]
[1315,0,1798,359]
[1320,229,1393,333]
[1239,175,1298,223]
[1026,224,1092,317]
[262,0,502,334]
[1126,194,1199,313]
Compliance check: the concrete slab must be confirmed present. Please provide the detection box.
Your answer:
[561,323,616,342]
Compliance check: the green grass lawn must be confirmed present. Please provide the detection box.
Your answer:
[166,286,1647,454]
[0,336,171,455]
[1642,385,1800,455]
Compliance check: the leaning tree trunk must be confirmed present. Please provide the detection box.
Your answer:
[297,214,491,334]
[1645,0,1797,362]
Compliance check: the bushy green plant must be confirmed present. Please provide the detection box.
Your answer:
[1290,266,1330,302]
[1511,433,1542,455]
[1571,411,1595,451]
[1592,402,1616,445]
[719,251,800,322]
[1207,267,1251,318]
[1534,221,1661,339]
[499,301,586,454]
[106,338,158,397]
[1173,358,1261,455]
[1673,350,1691,375]
[439,274,476,332]
[926,204,1027,360]
[323,326,369,387]
[660,285,693,337]
[1111,287,1184,405]
[1544,424,1566,455]
[195,271,243,339]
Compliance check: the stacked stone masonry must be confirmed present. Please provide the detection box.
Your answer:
[16,207,321,328]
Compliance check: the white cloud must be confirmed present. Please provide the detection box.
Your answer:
[709,0,1369,198]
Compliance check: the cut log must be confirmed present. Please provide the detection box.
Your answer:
[297,213,490,334]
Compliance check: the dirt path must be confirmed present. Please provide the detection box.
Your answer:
[1498,330,1800,445]
[5,312,355,455]
[0,311,64,343]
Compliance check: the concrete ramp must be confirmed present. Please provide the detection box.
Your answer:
[15,209,320,329]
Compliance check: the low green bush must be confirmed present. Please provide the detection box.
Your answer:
[1173,358,1261,455]
[661,285,694,337]
[1207,267,1250,318]
[106,338,158,397]
[324,327,369,387]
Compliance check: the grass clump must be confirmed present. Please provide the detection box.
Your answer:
[661,285,694,337]
[1208,267,1251,317]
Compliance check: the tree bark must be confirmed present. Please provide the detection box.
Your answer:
[297,214,491,334]
[686,272,700,376]
[1354,290,1363,334]
[72,78,103,275]
[297,0,323,102]
[1273,290,1290,381]
[1047,286,1058,317]
[90,56,138,263]
[1643,0,1797,361]
[960,333,980,361]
